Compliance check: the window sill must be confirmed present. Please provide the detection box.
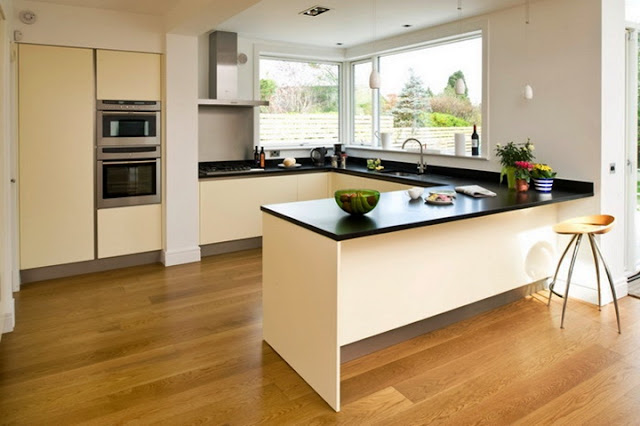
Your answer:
[346,145,489,160]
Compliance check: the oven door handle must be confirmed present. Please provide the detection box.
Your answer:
[100,111,156,116]
[102,160,158,165]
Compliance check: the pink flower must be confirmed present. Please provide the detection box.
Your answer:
[514,161,533,170]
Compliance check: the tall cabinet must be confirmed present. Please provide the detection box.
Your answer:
[18,44,95,269]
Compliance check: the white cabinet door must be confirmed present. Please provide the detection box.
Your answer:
[97,205,162,258]
[18,44,95,269]
[298,173,329,201]
[200,175,298,245]
[96,50,161,101]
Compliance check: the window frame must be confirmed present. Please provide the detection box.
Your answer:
[346,24,488,158]
[257,55,344,148]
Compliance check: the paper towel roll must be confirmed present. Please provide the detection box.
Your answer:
[455,133,466,156]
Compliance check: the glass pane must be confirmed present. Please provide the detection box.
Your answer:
[353,62,373,145]
[260,59,340,147]
[379,36,482,154]
[103,163,156,198]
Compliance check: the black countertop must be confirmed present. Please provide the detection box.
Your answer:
[252,158,593,241]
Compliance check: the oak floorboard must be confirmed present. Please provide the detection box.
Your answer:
[1,249,639,424]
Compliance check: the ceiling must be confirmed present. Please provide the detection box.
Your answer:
[27,0,640,47]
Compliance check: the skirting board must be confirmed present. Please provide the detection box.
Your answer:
[161,246,201,266]
[341,280,546,363]
[2,299,15,334]
[20,251,162,284]
[550,276,628,305]
[200,237,262,257]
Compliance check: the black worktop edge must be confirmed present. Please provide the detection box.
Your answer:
[261,190,593,242]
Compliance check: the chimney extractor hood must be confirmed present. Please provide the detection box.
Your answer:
[199,31,268,107]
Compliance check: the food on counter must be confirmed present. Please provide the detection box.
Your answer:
[334,189,380,215]
[426,193,453,203]
[283,157,296,167]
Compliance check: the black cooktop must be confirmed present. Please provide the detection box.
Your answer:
[198,161,262,177]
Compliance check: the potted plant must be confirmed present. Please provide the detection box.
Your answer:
[514,161,533,192]
[495,140,535,189]
[530,163,557,192]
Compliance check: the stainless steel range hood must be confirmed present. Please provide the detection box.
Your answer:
[199,31,268,107]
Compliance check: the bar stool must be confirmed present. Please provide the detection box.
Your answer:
[547,215,621,333]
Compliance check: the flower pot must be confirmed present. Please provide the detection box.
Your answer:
[532,177,554,192]
[501,166,517,190]
[515,178,529,192]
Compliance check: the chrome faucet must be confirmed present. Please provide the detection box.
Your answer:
[402,138,426,174]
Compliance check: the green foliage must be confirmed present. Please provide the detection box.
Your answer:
[495,140,535,168]
[391,69,431,128]
[428,112,470,127]
[260,79,277,101]
[429,95,477,123]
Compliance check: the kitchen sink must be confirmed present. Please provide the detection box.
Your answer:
[379,169,418,177]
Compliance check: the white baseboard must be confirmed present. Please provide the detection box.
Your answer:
[162,246,201,267]
[2,298,15,334]
[552,275,628,305]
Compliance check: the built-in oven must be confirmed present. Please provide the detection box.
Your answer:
[97,100,160,146]
[97,145,161,209]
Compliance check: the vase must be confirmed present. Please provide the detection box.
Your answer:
[501,166,517,190]
[532,177,554,192]
[515,178,529,192]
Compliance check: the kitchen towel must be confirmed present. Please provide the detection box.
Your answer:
[455,133,466,156]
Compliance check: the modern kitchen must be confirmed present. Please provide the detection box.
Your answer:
[0,0,639,423]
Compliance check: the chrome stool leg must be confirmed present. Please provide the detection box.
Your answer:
[548,234,578,306]
[588,233,621,334]
[587,233,602,311]
[561,234,583,329]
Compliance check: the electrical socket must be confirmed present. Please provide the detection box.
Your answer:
[269,150,280,157]
[609,163,616,174]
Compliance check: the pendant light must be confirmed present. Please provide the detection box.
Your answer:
[523,0,533,100]
[369,0,380,89]
[454,0,466,95]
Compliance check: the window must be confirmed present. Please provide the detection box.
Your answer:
[259,58,340,147]
[353,33,483,155]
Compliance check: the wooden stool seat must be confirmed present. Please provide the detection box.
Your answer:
[547,214,620,333]
[552,215,615,235]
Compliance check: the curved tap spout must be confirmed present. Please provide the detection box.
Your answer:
[402,138,426,174]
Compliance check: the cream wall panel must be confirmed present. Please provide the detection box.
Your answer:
[19,44,94,269]
[96,50,161,100]
[297,173,329,201]
[97,204,162,259]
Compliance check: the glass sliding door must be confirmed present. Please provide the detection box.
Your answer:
[625,27,640,276]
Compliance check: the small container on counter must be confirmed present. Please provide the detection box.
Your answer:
[340,153,347,169]
[331,155,338,168]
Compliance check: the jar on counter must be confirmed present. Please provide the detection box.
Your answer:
[331,155,338,168]
[340,153,347,169]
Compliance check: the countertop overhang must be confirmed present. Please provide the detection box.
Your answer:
[253,160,593,241]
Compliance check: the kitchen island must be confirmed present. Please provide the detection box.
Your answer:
[261,180,592,411]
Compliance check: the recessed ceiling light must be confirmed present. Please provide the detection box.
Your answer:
[403,24,412,28]
[300,6,330,17]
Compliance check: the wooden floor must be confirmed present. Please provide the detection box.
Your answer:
[2,249,640,425]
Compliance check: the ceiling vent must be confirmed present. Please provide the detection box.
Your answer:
[300,6,330,17]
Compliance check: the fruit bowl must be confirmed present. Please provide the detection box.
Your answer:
[334,189,380,215]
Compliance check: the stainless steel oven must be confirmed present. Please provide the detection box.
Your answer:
[97,100,160,146]
[97,145,161,208]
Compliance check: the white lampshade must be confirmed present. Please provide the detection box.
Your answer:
[524,84,533,100]
[455,78,466,95]
[369,70,381,89]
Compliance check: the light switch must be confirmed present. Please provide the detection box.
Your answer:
[609,163,615,174]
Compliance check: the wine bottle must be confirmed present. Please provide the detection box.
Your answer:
[259,147,266,168]
[471,124,479,156]
[254,146,260,166]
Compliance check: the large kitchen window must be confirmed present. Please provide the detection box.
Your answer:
[354,32,483,154]
[259,58,340,147]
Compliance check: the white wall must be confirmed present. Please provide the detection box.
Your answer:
[0,0,15,334]
[12,0,164,53]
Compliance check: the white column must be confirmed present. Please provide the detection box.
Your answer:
[162,34,201,266]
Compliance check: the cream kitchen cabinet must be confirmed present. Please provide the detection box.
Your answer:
[200,175,298,245]
[96,50,161,101]
[18,44,95,270]
[97,205,162,258]
[297,173,330,201]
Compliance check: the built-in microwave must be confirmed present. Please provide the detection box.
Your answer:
[97,145,161,209]
[97,100,160,146]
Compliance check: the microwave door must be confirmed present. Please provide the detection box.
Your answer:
[98,111,160,146]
